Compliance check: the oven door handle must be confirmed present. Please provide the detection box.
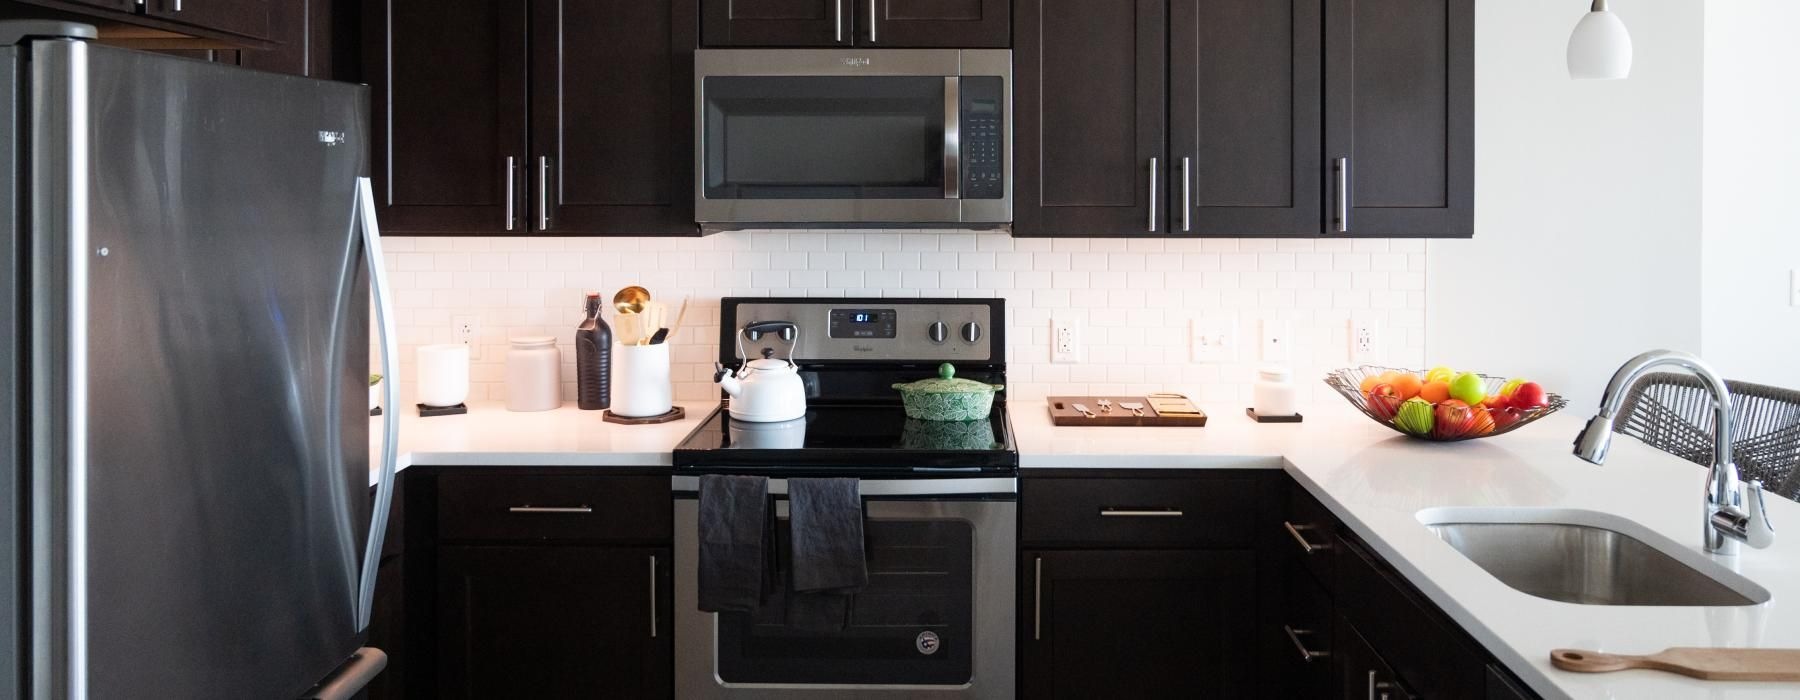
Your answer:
[670,475,1015,497]
[943,76,960,199]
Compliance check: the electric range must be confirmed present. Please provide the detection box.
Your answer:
[671,298,1017,699]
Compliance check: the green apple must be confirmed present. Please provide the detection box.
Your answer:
[1499,377,1528,397]
[1449,372,1487,405]
[1395,398,1435,436]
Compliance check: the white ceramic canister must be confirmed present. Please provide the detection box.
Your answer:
[1253,365,1298,417]
[415,344,470,408]
[613,342,673,417]
[505,336,563,412]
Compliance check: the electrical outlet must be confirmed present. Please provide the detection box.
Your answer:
[1050,317,1082,363]
[1260,319,1292,364]
[1349,313,1381,364]
[452,315,480,360]
[1190,317,1238,363]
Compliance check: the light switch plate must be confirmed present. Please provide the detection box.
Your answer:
[1190,316,1238,363]
[1260,319,1292,363]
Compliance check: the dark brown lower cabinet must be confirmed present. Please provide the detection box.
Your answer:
[1337,617,1412,700]
[436,545,672,699]
[1020,549,1255,699]
[365,557,406,700]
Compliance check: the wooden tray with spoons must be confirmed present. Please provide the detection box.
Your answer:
[1551,647,1800,682]
[1047,395,1208,427]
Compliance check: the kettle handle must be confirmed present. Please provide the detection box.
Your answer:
[736,320,802,368]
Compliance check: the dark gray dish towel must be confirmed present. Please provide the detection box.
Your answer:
[698,474,775,614]
[786,477,867,631]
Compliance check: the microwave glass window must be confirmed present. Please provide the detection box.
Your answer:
[704,76,947,200]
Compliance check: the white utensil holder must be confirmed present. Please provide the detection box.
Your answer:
[415,343,469,408]
[613,342,672,417]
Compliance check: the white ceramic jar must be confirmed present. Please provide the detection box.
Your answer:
[1253,366,1298,417]
[414,344,469,408]
[505,336,562,412]
[613,342,673,417]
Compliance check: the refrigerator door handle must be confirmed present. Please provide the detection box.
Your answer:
[355,176,400,631]
[301,647,389,700]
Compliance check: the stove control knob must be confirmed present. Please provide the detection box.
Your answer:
[928,321,949,344]
[961,322,983,344]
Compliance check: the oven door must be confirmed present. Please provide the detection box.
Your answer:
[674,477,1016,698]
[693,50,1011,227]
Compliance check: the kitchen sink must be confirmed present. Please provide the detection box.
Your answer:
[1418,509,1771,607]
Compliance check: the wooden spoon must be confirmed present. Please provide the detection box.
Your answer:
[1551,647,1800,682]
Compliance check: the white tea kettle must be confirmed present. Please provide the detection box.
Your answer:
[714,321,807,422]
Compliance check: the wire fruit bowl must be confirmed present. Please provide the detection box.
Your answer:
[1324,366,1568,442]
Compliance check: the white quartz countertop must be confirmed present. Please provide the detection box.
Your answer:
[370,399,1800,700]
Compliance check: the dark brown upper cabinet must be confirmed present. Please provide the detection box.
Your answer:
[9,0,274,46]
[1014,0,1166,237]
[1170,0,1323,236]
[702,0,1008,47]
[367,0,694,236]
[142,0,270,43]
[365,0,529,235]
[1015,0,1472,238]
[1325,0,1474,238]
[529,0,697,235]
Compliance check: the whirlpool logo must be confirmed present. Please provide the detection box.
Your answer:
[841,57,872,67]
[317,130,348,147]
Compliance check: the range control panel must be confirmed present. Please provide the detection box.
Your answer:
[724,298,1002,364]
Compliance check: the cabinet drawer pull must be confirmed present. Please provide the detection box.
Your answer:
[1334,156,1350,233]
[1099,508,1184,518]
[1368,671,1413,700]
[835,0,844,42]
[1284,520,1330,553]
[1033,556,1042,641]
[1146,157,1159,232]
[868,0,878,42]
[537,156,551,231]
[649,555,658,638]
[1283,625,1330,662]
[1181,156,1192,232]
[507,505,593,514]
[504,156,516,231]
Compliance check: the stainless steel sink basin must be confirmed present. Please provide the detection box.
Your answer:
[1422,512,1771,606]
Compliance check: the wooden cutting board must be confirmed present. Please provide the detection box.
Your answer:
[1551,647,1800,682]
[1046,396,1207,427]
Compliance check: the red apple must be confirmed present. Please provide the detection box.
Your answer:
[1366,384,1402,421]
[1433,399,1476,439]
[1509,382,1549,410]
[1480,394,1510,411]
[1490,406,1523,431]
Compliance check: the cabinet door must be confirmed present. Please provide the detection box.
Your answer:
[436,546,672,698]
[1324,0,1473,237]
[49,0,135,11]
[364,558,406,700]
[529,0,696,235]
[1169,0,1322,236]
[366,0,529,234]
[1021,549,1255,698]
[1336,618,1416,700]
[146,0,272,41]
[1014,0,1166,237]
[863,0,1009,47]
[702,0,853,46]
[238,0,332,78]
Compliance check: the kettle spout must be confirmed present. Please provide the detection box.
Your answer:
[714,362,743,397]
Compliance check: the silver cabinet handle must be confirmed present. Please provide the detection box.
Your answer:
[504,157,516,231]
[1283,625,1330,661]
[1147,157,1158,232]
[537,156,550,231]
[173,0,182,10]
[507,505,593,514]
[868,0,877,42]
[355,177,400,632]
[1099,508,1184,517]
[1367,670,1379,700]
[1284,521,1330,553]
[649,555,658,638]
[1334,156,1349,233]
[1033,556,1043,641]
[1181,156,1192,232]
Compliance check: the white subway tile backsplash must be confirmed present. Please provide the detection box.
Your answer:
[378,231,1426,404]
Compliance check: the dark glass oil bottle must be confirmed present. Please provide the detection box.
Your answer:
[576,291,612,410]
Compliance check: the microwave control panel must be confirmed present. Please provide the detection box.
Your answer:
[960,76,1005,200]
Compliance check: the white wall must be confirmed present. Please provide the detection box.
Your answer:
[1428,0,1705,409]
[1701,0,1800,389]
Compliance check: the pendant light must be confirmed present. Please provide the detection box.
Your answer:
[1567,0,1633,79]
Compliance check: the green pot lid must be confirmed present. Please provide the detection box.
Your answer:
[892,363,1003,395]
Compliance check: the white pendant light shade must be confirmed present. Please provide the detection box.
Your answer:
[1567,0,1633,80]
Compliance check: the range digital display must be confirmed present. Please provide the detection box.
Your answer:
[829,309,897,338]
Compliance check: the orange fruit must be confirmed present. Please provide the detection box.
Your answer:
[1390,373,1423,400]
[1358,374,1382,394]
[1377,371,1402,387]
[1419,380,1452,404]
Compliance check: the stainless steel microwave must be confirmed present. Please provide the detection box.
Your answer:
[695,49,1011,229]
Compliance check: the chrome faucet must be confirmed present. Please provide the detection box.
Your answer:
[1573,350,1775,556]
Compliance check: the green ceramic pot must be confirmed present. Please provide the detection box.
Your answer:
[900,418,1000,450]
[892,363,1004,421]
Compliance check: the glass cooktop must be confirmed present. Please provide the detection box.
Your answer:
[671,403,1017,474]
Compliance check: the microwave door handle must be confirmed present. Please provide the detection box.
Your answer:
[943,77,960,199]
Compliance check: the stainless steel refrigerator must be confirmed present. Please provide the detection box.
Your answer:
[1,21,402,699]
